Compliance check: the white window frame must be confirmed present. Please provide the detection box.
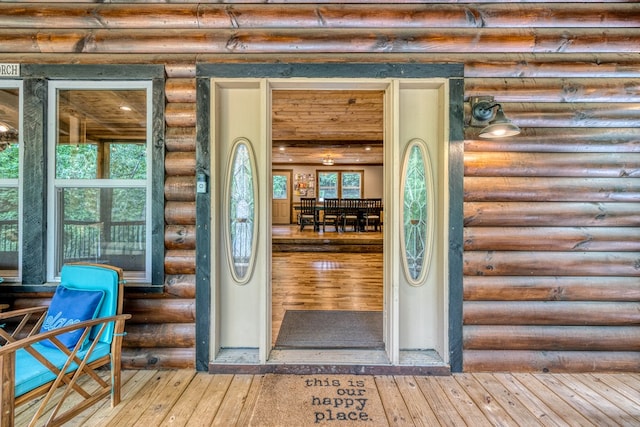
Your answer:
[0,80,23,282]
[46,80,153,282]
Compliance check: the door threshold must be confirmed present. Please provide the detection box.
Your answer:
[209,348,450,375]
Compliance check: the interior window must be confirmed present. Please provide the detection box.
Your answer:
[48,83,152,282]
[317,170,363,200]
[0,84,21,282]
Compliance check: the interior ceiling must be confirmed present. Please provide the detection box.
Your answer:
[271,89,384,165]
[1,88,384,165]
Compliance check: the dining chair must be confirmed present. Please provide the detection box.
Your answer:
[298,197,317,231]
[322,198,342,232]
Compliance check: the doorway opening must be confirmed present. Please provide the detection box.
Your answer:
[270,88,385,357]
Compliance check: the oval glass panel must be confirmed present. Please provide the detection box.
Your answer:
[225,138,258,284]
[400,139,434,285]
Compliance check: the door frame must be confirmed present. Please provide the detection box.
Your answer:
[195,63,464,373]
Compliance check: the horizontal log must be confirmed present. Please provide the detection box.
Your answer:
[5,52,640,79]
[464,276,640,302]
[463,301,640,325]
[1,4,637,29]
[464,128,640,153]
[165,127,196,153]
[463,350,640,373]
[464,251,640,277]
[165,176,196,202]
[466,102,640,128]
[123,323,195,348]
[165,102,196,128]
[464,152,640,178]
[165,63,196,79]
[164,274,196,299]
[464,177,639,202]
[463,325,640,351]
[165,225,196,250]
[464,202,640,227]
[165,201,195,225]
[122,347,194,369]
[165,151,196,177]
[165,78,196,103]
[1,29,638,55]
[165,249,196,275]
[464,227,640,251]
[465,78,640,103]
[124,297,195,323]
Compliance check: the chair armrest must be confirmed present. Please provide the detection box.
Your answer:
[0,313,131,357]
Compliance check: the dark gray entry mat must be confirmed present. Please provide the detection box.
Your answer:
[275,310,384,349]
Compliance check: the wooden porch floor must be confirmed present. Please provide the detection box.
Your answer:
[21,370,640,426]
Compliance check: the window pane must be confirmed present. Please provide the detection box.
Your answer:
[56,187,146,274]
[0,88,19,179]
[402,144,428,282]
[273,175,287,199]
[318,172,338,200]
[0,188,19,278]
[0,87,20,280]
[228,142,256,281]
[56,89,147,179]
[341,172,362,199]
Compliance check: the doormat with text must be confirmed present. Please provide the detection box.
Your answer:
[248,374,388,426]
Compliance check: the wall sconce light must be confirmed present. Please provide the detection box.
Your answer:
[470,96,521,138]
[322,156,334,166]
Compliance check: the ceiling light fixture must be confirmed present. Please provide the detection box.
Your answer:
[470,96,521,138]
[322,156,334,166]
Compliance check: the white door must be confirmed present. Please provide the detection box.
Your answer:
[210,78,450,366]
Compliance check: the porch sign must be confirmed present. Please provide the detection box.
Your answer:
[249,375,387,426]
[0,64,19,77]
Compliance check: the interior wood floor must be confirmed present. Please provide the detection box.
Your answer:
[271,225,384,346]
[19,370,640,426]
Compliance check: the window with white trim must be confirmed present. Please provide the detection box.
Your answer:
[47,81,153,282]
[0,82,22,282]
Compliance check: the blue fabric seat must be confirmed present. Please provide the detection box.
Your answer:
[0,263,131,427]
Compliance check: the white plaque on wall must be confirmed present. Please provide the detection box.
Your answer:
[0,64,20,77]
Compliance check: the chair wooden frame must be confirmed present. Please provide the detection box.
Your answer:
[0,264,130,427]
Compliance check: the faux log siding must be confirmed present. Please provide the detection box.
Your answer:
[2,3,639,372]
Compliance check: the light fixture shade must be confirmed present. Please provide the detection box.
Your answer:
[478,105,521,138]
[322,156,334,166]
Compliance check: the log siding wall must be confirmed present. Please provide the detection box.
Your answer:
[1,2,638,372]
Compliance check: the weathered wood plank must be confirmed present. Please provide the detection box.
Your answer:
[185,374,234,426]
[464,202,640,227]
[393,376,441,427]
[512,373,594,426]
[463,301,640,326]
[464,326,640,351]
[373,376,413,425]
[130,370,195,427]
[210,375,254,426]
[464,227,640,252]
[464,177,640,202]
[1,29,639,54]
[2,4,637,30]
[165,176,196,202]
[464,276,640,302]
[465,350,640,373]
[165,151,196,176]
[464,152,640,177]
[433,376,493,427]
[454,373,520,426]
